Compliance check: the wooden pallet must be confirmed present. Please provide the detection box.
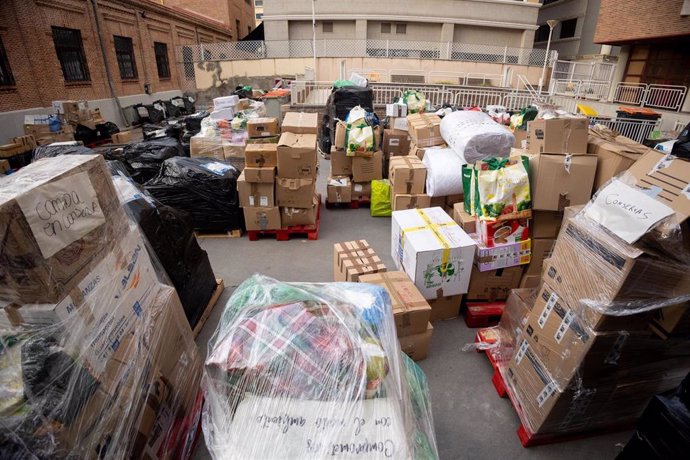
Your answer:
[325,198,371,209]
[247,204,321,241]
[192,278,224,338]
[194,229,242,239]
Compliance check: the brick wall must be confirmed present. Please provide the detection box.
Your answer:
[0,0,232,112]
[164,0,256,40]
[594,0,690,44]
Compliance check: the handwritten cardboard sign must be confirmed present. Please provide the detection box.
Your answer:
[222,395,408,459]
[16,171,106,258]
[585,179,674,244]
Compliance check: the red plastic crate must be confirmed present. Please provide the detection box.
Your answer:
[464,301,505,328]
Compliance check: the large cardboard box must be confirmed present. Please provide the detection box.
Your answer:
[330,148,353,176]
[333,240,386,281]
[532,211,563,239]
[391,207,476,299]
[243,206,281,231]
[406,113,443,148]
[277,133,318,178]
[238,171,275,207]
[111,131,133,144]
[352,181,372,201]
[0,155,126,304]
[513,129,527,149]
[359,271,432,336]
[398,322,433,361]
[475,239,531,272]
[247,135,280,145]
[276,177,315,208]
[467,266,523,301]
[429,294,462,321]
[243,166,275,183]
[452,204,476,234]
[389,156,426,194]
[527,118,588,155]
[519,274,541,289]
[383,129,411,157]
[524,238,555,277]
[281,194,319,227]
[247,117,279,138]
[588,129,648,191]
[527,152,597,211]
[352,150,383,182]
[282,112,318,134]
[327,176,352,204]
[650,303,690,339]
[245,143,278,168]
[391,193,431,211]
[190,135,225,160]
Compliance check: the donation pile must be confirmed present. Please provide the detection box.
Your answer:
[202,275,439,459]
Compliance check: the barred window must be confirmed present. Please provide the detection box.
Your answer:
[114,36,137,80]
[0,37,15,86]
[154,42,170,79]
[52,27,90,82]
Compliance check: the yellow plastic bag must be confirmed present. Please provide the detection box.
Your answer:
[371,179,392,217]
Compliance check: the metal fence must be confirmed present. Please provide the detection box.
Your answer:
[589,117,661,144]
[551,60,616,86]
[613,83,687,112]
[552,79,611,100]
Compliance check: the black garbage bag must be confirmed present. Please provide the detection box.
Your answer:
[671,122,690,160]
[117,137,184,184]
[32,144,95,161]
[162,100,181,118]
[327,85,374,121]
[319,113,332,154]
[74,121,120,145]
[184,111,209,134]
[145,157,243,233]
[108,162,217,327]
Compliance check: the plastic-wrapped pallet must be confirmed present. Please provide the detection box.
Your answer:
[440,111,514,163]
[203,275,439,460]
[0,155,203,459]
[422,147,465,197]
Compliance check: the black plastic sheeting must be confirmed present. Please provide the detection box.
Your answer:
[32,144,96,161]
[107,137,185,184]
[321,85,374,151]
[108,161,217,327]
[145,157,243,233]
[74,121,120,145]
[671,122,690,160]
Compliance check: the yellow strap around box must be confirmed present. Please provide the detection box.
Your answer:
[401,209,454,274]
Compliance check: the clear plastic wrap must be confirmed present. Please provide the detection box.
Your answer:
[202,275,438,459]
[439,111,513,163]
[0,155,203,458]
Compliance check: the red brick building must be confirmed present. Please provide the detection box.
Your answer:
[0,0,250,142]
[163,0,256,40]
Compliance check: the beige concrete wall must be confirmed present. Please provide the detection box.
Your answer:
[366,21,443,41]
[288,20,357,39]
[453,25,523,45]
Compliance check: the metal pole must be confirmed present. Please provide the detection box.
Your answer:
[311,0,317,81]
[539,22,556,95]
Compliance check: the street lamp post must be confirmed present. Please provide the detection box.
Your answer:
[538,19,558,95]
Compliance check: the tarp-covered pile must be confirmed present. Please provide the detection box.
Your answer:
[202,275,438,459]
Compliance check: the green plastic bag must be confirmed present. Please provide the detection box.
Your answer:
[371,180,392,217]
[462,156,531,218]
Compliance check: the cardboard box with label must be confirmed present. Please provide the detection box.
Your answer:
[330,147,353,176]
[513,129,527,149]
[352,150,383,182]
[391,207,476,299]
[333,240,387,282]
[243,166,275,183]
[383,129,411,157]
[527,118,589,155]
[281,112,319,134]
[276,177,315,208]
[277,133,317,178]
[453,204,476,234]
[281,194,319,227]
[429,294,462,321]
[524,238,554,277]
[475,238,531,272]
[351,181,372,201]
[532,210,564,239]
[327,176,352,204]
[245,143,278,168]
[398,322,433,361]
[527,152,597,211]
[407,113,443,148]
[359,271,431,337]
[391,193,431,211]
[111,131,133,144]
[243,206,281,231]
[389,156,426,194]
[588,129,648,191]
[467,266,523,301]
[247,117,279,138]
[238,171,275,207]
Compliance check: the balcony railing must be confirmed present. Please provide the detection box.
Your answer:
[613,83,687,112]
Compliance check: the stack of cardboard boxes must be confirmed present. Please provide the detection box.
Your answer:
[388,156,429,210]
[23,114,75,145]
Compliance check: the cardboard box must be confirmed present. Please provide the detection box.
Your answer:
[243,206,281,231]
[359,271,432,337]
[245,143,278,168]
[247,135,280,144]
[238,171,274,207]
[475,238,531,272]
[386,103,408,118]
[247,117,279,138]
[477,218,530,248]
[467,266,523,301]
[276,177,315,208]
[527,118,588,155]
[281,194,319,227]
[243,166,275,183]
[0,159,9,174]
[351,182,372,200]
[0,155,127,304]
[446,194,463,206]
[190,136,225,161]
[588,129,648,191]
[352,150,383,182]
[532,211,563,239]
[650,303,690,339]
[499,287,538,348]
[527,152,597,211]
[429,294,462,321]
[282,112,318,134]
[513,129,527,149]
[277,133,317,178]
[429,196,445,208]
[330,148,353,176]
[452,204,476,234]
[389,156,426,194]
[333,240,386,282]
[111,131,133,144]
[391,193,431,211]
[524,238,554,277]
[409,143,426,160]
[390,116,409,132]
[407,113,443,148]
[327,176,352,204]
[391,207,476,299]
[519,274,541,289]
[398,323,433,361]
[334,122,381,154]
[383,129,411,157]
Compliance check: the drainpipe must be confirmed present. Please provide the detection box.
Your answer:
[90,0,130,127]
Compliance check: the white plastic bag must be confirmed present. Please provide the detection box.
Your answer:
[440,111,514,163]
